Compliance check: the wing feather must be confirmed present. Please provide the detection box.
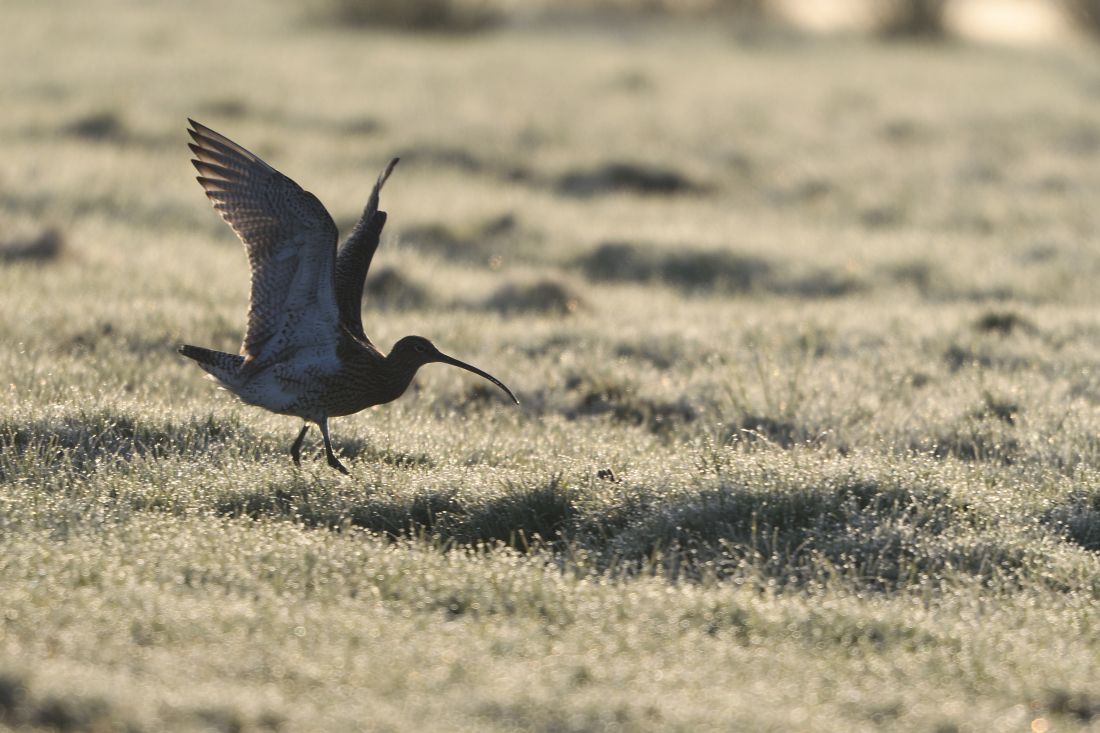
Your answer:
[188,119,341,367]
[334,158,399,344]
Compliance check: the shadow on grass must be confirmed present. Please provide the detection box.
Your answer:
[8,412,1052,590]
[0,672,121,733]
[578,241,771,294]
[563,374,696,435]
[576,241,866,298]
[399,213,530,267]
[0,411,263,476]
[215,475,578,550]
[363,266,433,310]
[327,435,434,469]
[482,279,583,315]
[0,669,278,733]
[315,0,503,34]
[973,310,1036,336]
[0,227,67,264]
[556,162,704,197]
[915,396,1022,465]
[1046,489,1100,552]
[726,415,808,449]
[599,477,972,586]
[64,111,129,142]
[206,466,1021,590]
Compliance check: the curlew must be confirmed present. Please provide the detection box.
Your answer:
[179,120,518,474]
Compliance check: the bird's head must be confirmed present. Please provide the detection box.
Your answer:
[389,335,518,404]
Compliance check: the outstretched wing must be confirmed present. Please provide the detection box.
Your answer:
[188,120,341,368]
[334,158,399,345]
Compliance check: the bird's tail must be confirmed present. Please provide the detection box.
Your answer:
[178,344,246,388]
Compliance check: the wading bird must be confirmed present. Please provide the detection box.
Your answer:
[179,120,518,473]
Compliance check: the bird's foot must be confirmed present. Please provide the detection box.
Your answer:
[327,454,350,475]
[316,419,349,475]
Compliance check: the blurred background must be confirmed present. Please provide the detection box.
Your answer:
[7,0,1100,396]
[268,0,1089,43]
[5,0,1100,368]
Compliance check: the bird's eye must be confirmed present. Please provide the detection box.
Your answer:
[415,344,427,353]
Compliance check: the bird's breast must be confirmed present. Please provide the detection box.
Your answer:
[324,367,414,417]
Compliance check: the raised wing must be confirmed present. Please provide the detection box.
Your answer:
[334,158,399,344]
[188,120,341,367]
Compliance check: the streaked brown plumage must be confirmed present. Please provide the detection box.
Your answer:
[179,120,518,473]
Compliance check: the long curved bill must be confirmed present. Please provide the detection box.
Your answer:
[436,354,519,404]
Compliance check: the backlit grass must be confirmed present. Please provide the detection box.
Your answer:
[4,1,1100,731]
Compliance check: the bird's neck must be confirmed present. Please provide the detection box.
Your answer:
[374,355,420,405]
[331,337,420,413]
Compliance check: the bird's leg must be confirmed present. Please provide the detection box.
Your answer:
[317,418,349,475]
[290,424,310,467]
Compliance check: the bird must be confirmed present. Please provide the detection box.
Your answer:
[178,120,518,474]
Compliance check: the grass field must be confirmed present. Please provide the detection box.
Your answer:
[5,1,1100,730]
